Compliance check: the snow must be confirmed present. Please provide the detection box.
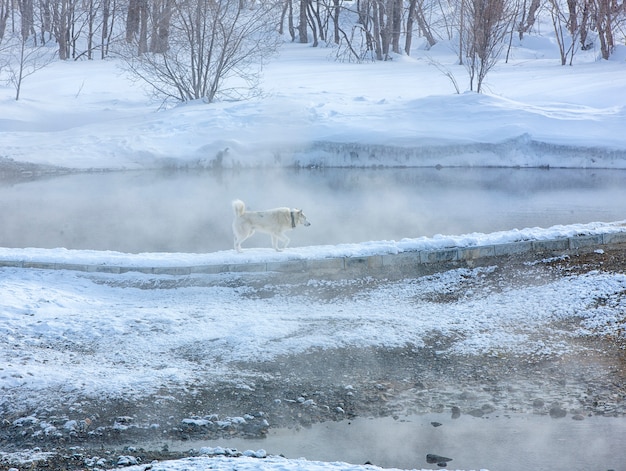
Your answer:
[4,248,624,397]
[103,454,480,471]
[106,454,490,471]
[1,26,626,471]
[2,40,626,170]
[0,220,624,269]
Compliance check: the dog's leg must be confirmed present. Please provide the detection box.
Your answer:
[272,233,289,251]
[271,234,283,252]
[234,227,253,253]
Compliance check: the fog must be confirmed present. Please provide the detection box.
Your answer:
[1,167,625,253]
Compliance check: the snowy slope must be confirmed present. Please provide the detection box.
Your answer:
[1,41,626,170]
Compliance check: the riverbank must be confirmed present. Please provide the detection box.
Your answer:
[1,245,624,470]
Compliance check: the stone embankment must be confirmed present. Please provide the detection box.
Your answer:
[2,231,626,276]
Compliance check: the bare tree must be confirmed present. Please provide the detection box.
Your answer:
[50,0,75,59]
[126,0,149,53]
[18,0,35,41]
[589,0,624,59]
[350,0,402,60]
[460,0,513,92]
[516,0,540,38]
[298,0,308,42]
[5,32,56,99]
[121,0,282,105]
[548,0,579,65]
[101,0,117,58]
[149,0,173,53]
[405,0,437,54]
[0,0,10,43]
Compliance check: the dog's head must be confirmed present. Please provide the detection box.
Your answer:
[294,209,311,227]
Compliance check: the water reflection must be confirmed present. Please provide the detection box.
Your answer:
[162,413,626,471]
[0,167,624,253]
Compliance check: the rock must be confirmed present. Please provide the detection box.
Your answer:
[549,406,567,418]
[431,421,443,427]
[459,391,477,400]
[467,408,484,417]
[533,398,545,408]
[572,414,585,421]
[426,453,453,464]
[451,406,461,419]
[117,455,139,466]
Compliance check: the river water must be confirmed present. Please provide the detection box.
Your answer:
[166,413,626,471]
[1,167,625,253]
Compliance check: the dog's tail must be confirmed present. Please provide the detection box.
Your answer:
[232,199,245,217]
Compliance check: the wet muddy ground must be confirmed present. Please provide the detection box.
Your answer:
[1,246,625,470]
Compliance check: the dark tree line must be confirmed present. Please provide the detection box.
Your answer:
[1,0,623,62]
[0,0,118,59]
[290,0,625,62]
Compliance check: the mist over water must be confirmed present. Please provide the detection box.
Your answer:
[1,167,625,253]
[164,414,626,471]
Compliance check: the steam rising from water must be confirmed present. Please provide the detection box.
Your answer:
[1,167,625,252]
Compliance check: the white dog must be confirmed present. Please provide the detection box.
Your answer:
[232,199,311,252]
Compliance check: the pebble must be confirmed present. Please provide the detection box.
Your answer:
[549,406,567,418]
[426,453,453,464]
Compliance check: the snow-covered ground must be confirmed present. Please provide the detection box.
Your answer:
[2,221,625,402]
[1,22,626,471]
[106,454,488,471]
[2,227,626,471]
[2,37,626,170]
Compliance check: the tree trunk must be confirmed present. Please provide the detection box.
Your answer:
[391,0,402,54]
[566,0,578,35]
[518,0,540,39]
[138,0,149,54]
[333,0,340,44]
[371,0,383,60]
[52,0,71,60]
[298,0,308,43]
[150,0,172,53]
[404,0,417,55]
[102,0,110,58]
[18,0,34,41]
[415,1,436,48]
[126,0,140,42]
[87,0,94,59]
[0,0,10,42]
[306,2,318,46]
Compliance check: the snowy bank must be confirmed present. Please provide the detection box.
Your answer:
[2,44,626,171]
[0,220,624,274]
[103,454,488,471]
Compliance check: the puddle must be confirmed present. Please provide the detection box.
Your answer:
[164,413,626,471]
